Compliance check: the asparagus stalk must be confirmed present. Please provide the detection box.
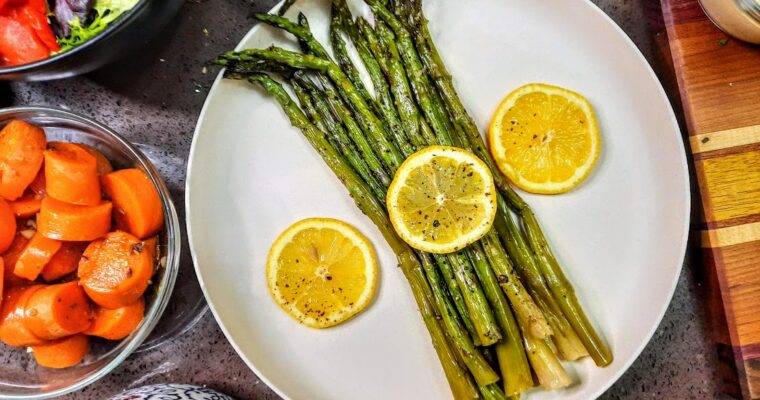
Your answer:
[276,0,297,16]
[407,0,612,367]
[363,0,454,147]
[327,6,378,114]
[296,14,394,188]
[331,0,415,157]
[251,13,501,363]
[522,330,573,390]
[479,384,508,400]
[254,13,331,59]
[246,73,479,399]
[498,207,588,360]
[371,9,556,380]
[418,252,500,386]
[522,210,613,366]
[353,5,509,347]
[291,73,387,201]
[295,72,498,386]
[364,15,547,344]
[434,254,483,345]
[294,14,493,345]
[479,230,550,339]
[468,244,534,395]
[447,252,502,346]
[227,45,404,174]
[364,18,437,148]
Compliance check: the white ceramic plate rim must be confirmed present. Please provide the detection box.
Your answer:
[186,0,690,398]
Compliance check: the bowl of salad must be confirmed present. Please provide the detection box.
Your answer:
[0,0,183,81]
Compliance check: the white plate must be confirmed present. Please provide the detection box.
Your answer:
[186,0,690,399]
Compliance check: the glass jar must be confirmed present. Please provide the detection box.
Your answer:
[699,0,760,44]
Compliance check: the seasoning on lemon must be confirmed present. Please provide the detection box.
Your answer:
[266,218,378,328]
[386,146,497,254]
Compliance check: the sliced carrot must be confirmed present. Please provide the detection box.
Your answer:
[32,334,89,368]
[84,297,144,340]
[13,231,62,281]
[0,257,4,307]
[10,194,42,218]
[1,234,31,287]
[142,236,159,262]
[37,197,112,241]
[44,142,101,206]
[29,167,45,195]
[79,144,113,176]
[78,231,154,309]
[24,281,92,340]
[0,285,47,347]
[0,120,46,201]
[41,243,84,283]
[0,198,14,253]
[102,169,164,239]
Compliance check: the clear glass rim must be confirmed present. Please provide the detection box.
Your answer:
[0,106,182,399]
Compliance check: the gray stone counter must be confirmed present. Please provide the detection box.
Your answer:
[3,0,729,398]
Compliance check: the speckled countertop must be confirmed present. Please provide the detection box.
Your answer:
[1,0,732,398]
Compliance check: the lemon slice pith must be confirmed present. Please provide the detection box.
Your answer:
[489,83,601,194]
[386,146,497,254]
[266,218,378,328]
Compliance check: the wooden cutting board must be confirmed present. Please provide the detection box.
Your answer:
[659,0,760,398]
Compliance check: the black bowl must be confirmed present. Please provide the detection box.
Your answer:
[0,0,184,81]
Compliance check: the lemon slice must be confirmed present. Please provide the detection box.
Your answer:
[386,146,497,254]
[489,83,601,194]
[266,218,378,328]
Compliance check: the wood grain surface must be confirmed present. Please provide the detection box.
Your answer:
[660,0,760,397]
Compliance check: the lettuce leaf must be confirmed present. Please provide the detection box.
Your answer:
[57,0,139,52]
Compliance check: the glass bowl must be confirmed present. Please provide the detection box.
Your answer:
[0,107,181,398]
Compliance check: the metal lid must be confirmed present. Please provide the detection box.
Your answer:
[736,0,760,22]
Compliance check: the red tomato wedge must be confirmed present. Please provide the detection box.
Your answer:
[5,6,60,52]
[0,16,50,66]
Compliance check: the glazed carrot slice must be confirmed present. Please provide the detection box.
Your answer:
[78,231,154,309]
[29,168,45,195]
[37,197,112,241]
[1,234,31,287]
[25,281,92,340]
[142,236,159,263]
[32,334,89,368]
[102,168,164,239]
[45,142,101,206]
[84,297,144,340]
[0,257,4,307]
[78,144,113,176]
[13,231,62,281]
[41,243,84,283]
[0,120,46,201]
[0,198,14,253]
[0,285,47,347]
[10,194,42,219]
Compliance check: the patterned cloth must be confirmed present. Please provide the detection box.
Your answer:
[109,384,234,400]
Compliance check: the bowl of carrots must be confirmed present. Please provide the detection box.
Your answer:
[0,106,180,398]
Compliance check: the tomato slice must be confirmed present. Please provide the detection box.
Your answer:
[0,16,51,66]
[5,6,60,52]
[0,0,28,13]
[25,0,47,15]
